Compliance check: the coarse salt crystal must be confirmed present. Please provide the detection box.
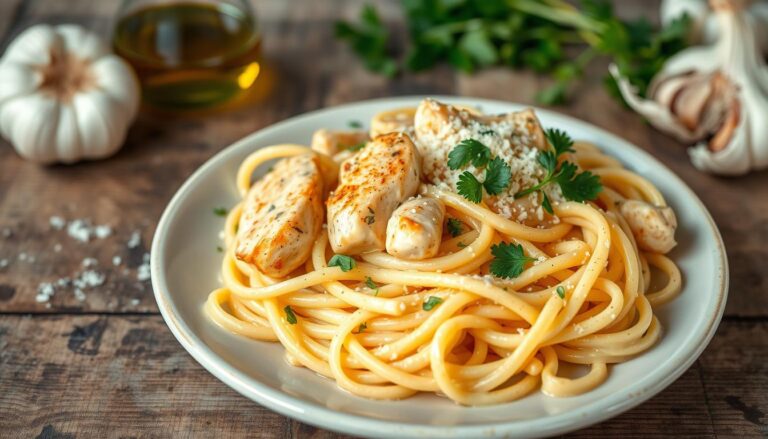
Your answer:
[67,219,92,242]
[53,244,62,252]
[127,231,141,249]
[82,257,98,267]
[94,225,112,239]
[130,298,140,306]
[0,259,8,269]
[49,216,66,230]
[36,283,55,303]
[112,256,122,266]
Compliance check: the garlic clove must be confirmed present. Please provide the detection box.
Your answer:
[1,25,61,67]
[56,24,108,62]
[91,56,140,122]
[610,64,704,143]
[689,107,750,175]
[72,91,117,160]
[670,72,716,131]
[708,96,739,152]
[54,104,85,163]
[651,72,694,109]
[0,63,41,104]
[0,93,60,163]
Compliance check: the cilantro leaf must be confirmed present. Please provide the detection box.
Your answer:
[456,171,483,203]
[448,139,491,170]
[537,150,558,176]
[483,157,511,195]
[553,162,603,202]
[284,305,298,324]
[446,218,463,237]
[489,242,536,279]
[545,128,575,156]
[541,192,554,215]
[328,254,357,272]
[423,296,443,311]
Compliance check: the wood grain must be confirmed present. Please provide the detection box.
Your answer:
[0,0,766,437]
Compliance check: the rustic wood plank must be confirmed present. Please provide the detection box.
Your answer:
[0,315,765,437]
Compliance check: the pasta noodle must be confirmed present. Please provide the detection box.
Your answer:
[204,104,682,406]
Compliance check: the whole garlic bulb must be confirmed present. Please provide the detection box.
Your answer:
[0,24,139,164]
[612,0,768,175]
[661,0,768,55]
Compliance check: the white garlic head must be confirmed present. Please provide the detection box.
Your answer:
[613,0,768,175]
[0,24,139,164]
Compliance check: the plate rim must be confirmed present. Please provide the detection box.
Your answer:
[151,95,729,438]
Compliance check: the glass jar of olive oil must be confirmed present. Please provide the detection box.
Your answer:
[113,0,262,111]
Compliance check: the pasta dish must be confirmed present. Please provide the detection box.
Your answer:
[205,98,682,405]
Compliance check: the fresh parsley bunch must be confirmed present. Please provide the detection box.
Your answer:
[335,0,690,105]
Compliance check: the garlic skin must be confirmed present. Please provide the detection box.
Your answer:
[612,0,768,175]
[0,25,139,164]
[661,0,768,55]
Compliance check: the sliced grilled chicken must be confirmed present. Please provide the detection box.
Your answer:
[370,107,416,137]
[310,129,369,156]
[235,154,324,277]
[386,197,445,260]
[327,132,421,254]
[620,200,678,254]
[413,98,552,225]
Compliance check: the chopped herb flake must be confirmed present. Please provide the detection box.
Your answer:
[329,254,357,272]
[423,296,443,311]
[284,305,298,324]
[213,207,227,217]
[447,218,463,237]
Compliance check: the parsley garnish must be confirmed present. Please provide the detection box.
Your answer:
[423,296,443,311]
[556,286,566,299]
[364,276,379,295]
[357,322,367,333]
[328,254,357,272]
[446,218,463,237]
[489,242,536,279]
[216,245,223,253]
[449,139,512,203]
[213,207,227,217]
[448,139,491,169]
[348,120,363,129]
[479,129,496,136]
[284,305,298,324]
[514,128,601,214]
[483,157,512,195]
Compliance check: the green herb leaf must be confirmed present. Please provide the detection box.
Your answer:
[489,242,536,279]
[545,128,575,156]
[216,245,223,253]
[348,120,363,129]
[335,5,398,77]
[357,322,368,333]
[448,139,491,170]
[213,207,227,217]
[365,214,375,224]
[541,192,554,215]
[556,285,566,299]
[483,157,511,195]
[553,162,603,202]
[423,296,443,311]
[457,242,467,248]
[348,142,366,152]
[446,218,463,237]
[364,276,379,295]
[284,305,298,324]
[328,254,357,272]
[456,171,483,203]
[537,150,558,176]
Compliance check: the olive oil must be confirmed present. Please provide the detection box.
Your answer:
[113,2,262,110]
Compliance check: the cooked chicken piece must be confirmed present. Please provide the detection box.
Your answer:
[620,200,678,254]
[370,107,416,137]
[235,154,324,277]
[310,129,369,156]
[414,98,551,224]
[327,133,421,254]
[386,197,445,260]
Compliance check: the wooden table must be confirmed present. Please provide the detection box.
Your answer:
[1,0,766,437]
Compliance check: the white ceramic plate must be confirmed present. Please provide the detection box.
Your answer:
[151,96,728,438]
